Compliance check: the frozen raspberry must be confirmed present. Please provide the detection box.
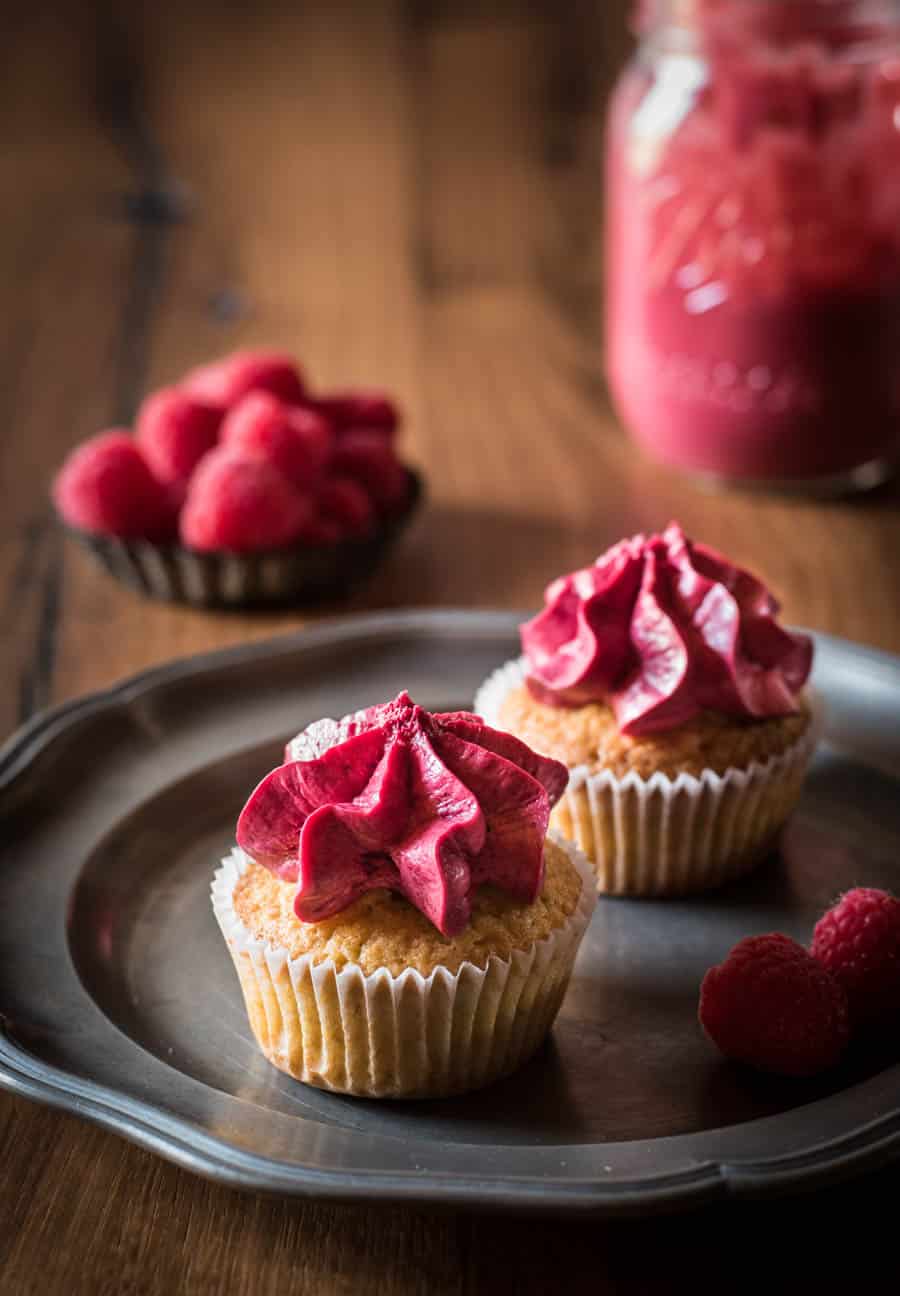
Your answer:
[53,431,177,541]
[182,350,305,409]
[219,392,332,488]
[331,431,409,513]
[699,934,849,1078]
[179,448,315,553]
[310,391,398,436]
[811,889,900,1035]
[135,387,221,484]
[316,475,376,538]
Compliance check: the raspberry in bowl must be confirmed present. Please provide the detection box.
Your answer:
[51,349,422,608]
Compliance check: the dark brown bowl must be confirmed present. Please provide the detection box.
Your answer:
[60,468,423,609]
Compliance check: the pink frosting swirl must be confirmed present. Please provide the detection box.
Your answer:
[237,692,568,937]
[521,523,813,736]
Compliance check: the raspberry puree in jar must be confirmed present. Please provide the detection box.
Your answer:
[605,0,900,490]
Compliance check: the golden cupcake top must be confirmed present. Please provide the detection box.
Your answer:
[497,684,812,779]
[232,837,583,977]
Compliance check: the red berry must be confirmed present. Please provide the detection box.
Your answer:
[310,391,398,436]
[53,431,176,541]
[331,431,408,513]
[135,387,221,484]
[182,350,305,409]
[294,512,343,545]
[316,475,376,538]
[811,889,900,1036]
[220,392,332,488]
[179,448,315,553]
[163,479,189,518]
[699,934,849,1078]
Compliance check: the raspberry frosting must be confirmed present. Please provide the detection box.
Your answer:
[521,523,813,736]
[236,692,568,937]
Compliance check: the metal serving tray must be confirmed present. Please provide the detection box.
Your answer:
[1,611,899,1215]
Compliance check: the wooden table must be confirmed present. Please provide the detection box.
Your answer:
[2,1,899,1291]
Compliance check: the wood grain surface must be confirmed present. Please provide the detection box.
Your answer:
[1,1,899,1292]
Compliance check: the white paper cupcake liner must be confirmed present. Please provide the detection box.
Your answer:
[475,657,821,896]
[211,832,596,1099]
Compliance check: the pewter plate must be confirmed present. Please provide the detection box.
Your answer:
[2,611,900,1215]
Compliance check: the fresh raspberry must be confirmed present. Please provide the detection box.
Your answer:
[295,512,343,545]
[699,934,849,1078]
[219,391,332,488]
[310,391,398,436]
[182,350,305,409]
[135,387,221,484]
[316,475,375,538]
[331,431,409,513]
[162,478,189,519]
[811,889,900,1035]
[53,431,177,541]
[179,448,315,553]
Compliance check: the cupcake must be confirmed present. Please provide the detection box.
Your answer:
[212,692,596,1098]
[475,523,819,896]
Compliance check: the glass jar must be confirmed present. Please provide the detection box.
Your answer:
[605,0,900,492]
